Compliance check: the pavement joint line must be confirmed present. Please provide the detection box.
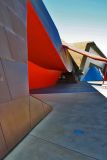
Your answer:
[30,134,99,160]
[41,110,107,130]
[32,91,97,95]
[34,92,101,95]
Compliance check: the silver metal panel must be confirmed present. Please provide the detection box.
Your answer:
[0,26,12,59]
[8,8,26,39]
[18,0,26,7]
[0,1,13,31]
[0,60,11,103]
[0,124,7,159]
[13,0,26,23]
[2,0,16,12]
[2,59,29,99]
[0,96,30,150]
[3,0,26,25]
[6,30,27,62]
[30,96,45,128]
[43,103,52,115]
[0,6,3,26]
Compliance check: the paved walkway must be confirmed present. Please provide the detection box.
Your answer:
[5,82,107,160]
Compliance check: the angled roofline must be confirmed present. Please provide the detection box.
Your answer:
[86,41,106,58]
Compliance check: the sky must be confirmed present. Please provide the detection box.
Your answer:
[44,0,107,56]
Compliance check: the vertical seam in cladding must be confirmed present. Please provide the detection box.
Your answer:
[3,26,14,60]
[0,122,8,151]
[28,96,32,129]
[1,59,13,100]
[0,4,4,27]
[41,101,46,115]
[1,0,25,26]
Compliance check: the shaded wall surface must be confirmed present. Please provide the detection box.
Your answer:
[0,1,52,159]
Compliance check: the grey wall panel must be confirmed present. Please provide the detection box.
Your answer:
[0,60,11,103]
[6,30,27,62]
[2,0,16,13]
[13,1,26,23]
[3,0,26,25]
[0,2,13,31]
[0,0,28,158]
[0,26,12,59]
[0,124,7,160]
[8,8,26,39]
[18,0,26,8]
[30,96,52,128]
[2,59,29,99]
[0,0,26,38]
[0,96,30,150]
[30,96,46,128]
[43,103,52,115]
[0,6,3,26]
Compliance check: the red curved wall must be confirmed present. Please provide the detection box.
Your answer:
[28,61,62,89]
[27,1,66,70]
[27,1,66,89]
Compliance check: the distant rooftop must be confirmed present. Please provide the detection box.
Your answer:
[62,41,106,68]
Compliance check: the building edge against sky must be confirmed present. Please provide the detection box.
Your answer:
[44,0,107,56]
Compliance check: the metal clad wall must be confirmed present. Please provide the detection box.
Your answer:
[30,96,52,128]
[0,97,30,150]
[0,1,29,159]
[2,60,29,99]
[0,124,7,158]
[0,2,13,31]
[0,60,11,103]
[30,96,46,128]
[0,1,52,159]
[6,31,27,62]
[0,26,12,59]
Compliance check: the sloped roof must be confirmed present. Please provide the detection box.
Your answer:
[69,42,88,67]
[62,41,106,68]
[62,41,90,67]
[86,42,106,58]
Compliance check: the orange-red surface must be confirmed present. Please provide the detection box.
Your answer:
[27,1,66,89]
[28,61,62,89]
[27,1,66,70]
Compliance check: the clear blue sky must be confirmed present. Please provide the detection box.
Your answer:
[44,0,107,55]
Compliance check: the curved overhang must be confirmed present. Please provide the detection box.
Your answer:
[28,61,62,89]
[27,0,72,72]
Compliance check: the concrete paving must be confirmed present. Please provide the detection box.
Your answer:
[5,82,107,160]
[31,82,97,94]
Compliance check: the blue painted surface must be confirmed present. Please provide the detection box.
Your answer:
[73,129,85,136]
[31,0,62,53]
[81,66,103,81]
